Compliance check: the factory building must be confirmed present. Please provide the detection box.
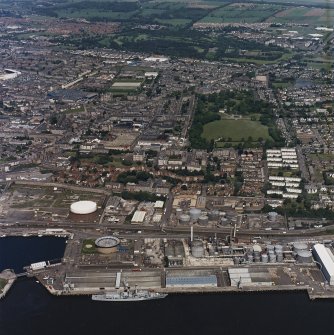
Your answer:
[312,244,334,285]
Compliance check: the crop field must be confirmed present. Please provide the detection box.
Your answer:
[202,118,272,142]
[199,3,285,23]
[270,6,334,25]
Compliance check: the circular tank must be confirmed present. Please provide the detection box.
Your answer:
[179,214,191,224]
[253,244,262,253]
[70,200,97,215]
[247,253,254,262]
[220,218,229,226]
[261,253,269,263]
[198,215,209,225]
[189,208,201,221]
[208,210,220,221]
[297,250,313,263]
[192,245,204,258]
[276,253,284,262]
[192,240,203,247]
[254,255,261,263]
[175,208,183,218]
[269,253,277,263]
[267,245,275,253]
[268,212,278,222]
[95,236,120,254]
[275,245,283,253]
[293,242,308,252]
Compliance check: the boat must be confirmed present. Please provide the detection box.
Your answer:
[92,289,167,302]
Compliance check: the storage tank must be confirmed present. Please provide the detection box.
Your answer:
[179,214,191,224]
[275,245,283,253]
[189,208,201,221]
[254,254,261,263]
[175,208,183,219]
[269,253,277,263]
[276,252,284,262]
[261,253,269,263]
[192,245,204,258]
[247,253,254,262]
[208,210,220,221]
[192,240,203,247]
[95,236,120,254]
[253,244,262,254]
[70,200,97,215]
[268,211,278,222]
[297,250,313,263]
[267,245,275,253]
[220,218,229,226]
[293,242,308,252]
[198,215,209,225]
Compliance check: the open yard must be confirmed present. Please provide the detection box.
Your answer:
[202,118,272,142]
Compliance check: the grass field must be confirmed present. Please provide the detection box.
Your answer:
[199,3,285,23]
[202,118,272,142]
[270,6,334,25]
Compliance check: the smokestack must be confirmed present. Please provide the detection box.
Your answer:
[190,225,193,242]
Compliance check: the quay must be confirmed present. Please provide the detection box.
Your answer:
[0,269,16,299]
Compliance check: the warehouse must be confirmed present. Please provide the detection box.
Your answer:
[312,244,334,285]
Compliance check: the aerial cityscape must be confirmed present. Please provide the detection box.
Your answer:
[0,0,334,331]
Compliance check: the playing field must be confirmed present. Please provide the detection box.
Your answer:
[202,119,272,142]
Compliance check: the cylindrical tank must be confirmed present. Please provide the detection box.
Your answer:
[208,210,220,221]
[174,246,184,257]
[254,254,261,263]
[269,253,277,263]
[175,208,183,219]
[192,240,202,247]
[261,253,269,263]
[220,218,229,226]
[297,250,313,263]
[198,215,209,225]
[179,214,190,224]
[268,211,278,222]
[276,252,284,262]
[247,253,254,262]
[275,245,283,253]
[253,244,262,254]
[267,245,275,253]
[192,245,204,258]
[189,208,201,221]
[293,242,308,252]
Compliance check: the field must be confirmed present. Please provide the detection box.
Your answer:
[270,6,334,25]
[199,3,285,23]
[202,118,272,143]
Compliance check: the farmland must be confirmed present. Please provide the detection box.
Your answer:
[199,3,285,24]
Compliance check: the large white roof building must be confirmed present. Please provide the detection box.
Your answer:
[313,244,334,285]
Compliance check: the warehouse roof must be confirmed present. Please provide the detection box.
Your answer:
[313,244,334,277]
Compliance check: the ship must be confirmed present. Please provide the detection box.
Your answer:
[92,285,167,302]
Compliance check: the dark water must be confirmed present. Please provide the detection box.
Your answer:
[1,238,334,335]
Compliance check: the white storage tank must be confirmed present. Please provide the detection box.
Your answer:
[192,245,204,258]
[175,208,183,218]
[268,212,278,222]
[261,253,269,263]
[297,250,313,263]
[189,208,201,221]
[293,242,308,252]
[70,201,97,215]
[179,214,191,224]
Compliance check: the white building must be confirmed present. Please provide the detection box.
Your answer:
[312,244,334,285]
